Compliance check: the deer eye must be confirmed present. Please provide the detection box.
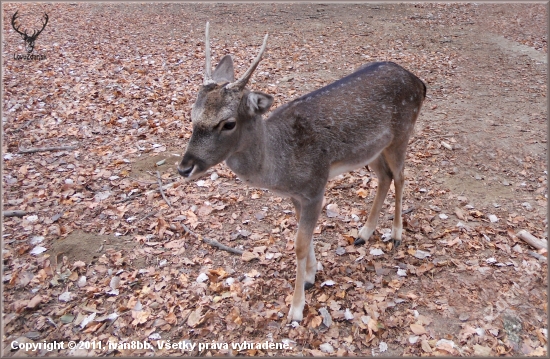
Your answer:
[222,120,236,131]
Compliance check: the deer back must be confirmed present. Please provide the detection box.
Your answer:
[244,61,426,197]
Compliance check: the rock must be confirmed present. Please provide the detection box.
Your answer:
[319,343,334,353]
[318,307,332,327]
[502,310,523,351]
[522,202,533,211]
[326,203,339,218]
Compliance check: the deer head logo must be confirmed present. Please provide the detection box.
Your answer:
[11,11,49,54]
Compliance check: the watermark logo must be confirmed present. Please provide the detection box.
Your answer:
[11,10,48,60]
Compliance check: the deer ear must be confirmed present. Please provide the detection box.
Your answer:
[212,55,234,83]
[247,91,274,115]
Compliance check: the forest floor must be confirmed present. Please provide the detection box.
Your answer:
[2,2,547,357]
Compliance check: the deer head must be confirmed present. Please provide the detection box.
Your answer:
[11,11,49,54]
[178,23,273,180]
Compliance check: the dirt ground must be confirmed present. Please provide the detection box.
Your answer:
[2,2,547,357]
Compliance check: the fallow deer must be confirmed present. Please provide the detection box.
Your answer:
[178,23,426,322]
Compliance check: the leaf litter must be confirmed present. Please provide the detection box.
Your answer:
[2,2,547,357]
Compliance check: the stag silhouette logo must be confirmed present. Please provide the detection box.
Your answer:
[11,11,49,54]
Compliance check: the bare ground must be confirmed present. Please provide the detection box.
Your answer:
[2,2,547,357]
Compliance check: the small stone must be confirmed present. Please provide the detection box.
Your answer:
[196,273,209,283]
[326,203,339,218]
[512,244,523,253]
[414,250,431,259]
[318,307,332,327]
[319,343,334,353]
[457,196,468,204]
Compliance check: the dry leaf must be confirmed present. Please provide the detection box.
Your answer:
[187,307,204,328]
[410,323,427,335]
[26,295,42,309]
[242,251,259,262]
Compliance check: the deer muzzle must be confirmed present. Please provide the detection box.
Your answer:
[178,152,206,180]
[177,163,194,178]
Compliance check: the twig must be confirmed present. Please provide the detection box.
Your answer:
[517,229,547,250]
[145,181,176,195]
[181,223,244,255]
[114,192,143,204]
[3,210,26,218]
[14,118,36,132]
[527,250,547,263]
[17,145,77,154]
[387,207,415,220]
[156,171,172,208]
[134,85,158,94]
[128,176,158,185]
[431,134,454,138]
[135,210,158,224]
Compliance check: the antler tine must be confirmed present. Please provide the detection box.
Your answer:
[11,11,26,36]
[35,13,49,36]
[203,22,215,86]
[226,33,269,90]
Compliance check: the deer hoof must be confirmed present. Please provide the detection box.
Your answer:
[287,307,304,323]
[393,238,402,248]
[353,237,365,246]
[304,281,314,290]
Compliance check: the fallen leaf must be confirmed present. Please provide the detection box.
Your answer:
[410,323,427,335]
[187,307,204,328]
[242,251,259,262]
[26,295,42,309]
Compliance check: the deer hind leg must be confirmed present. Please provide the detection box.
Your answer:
[288,197,322,322]
[356,146,408,247]
[389,166,405,246]
[355,155,393,246]
[383,144,408,246]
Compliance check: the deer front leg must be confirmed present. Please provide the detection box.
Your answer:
[291,198,316,290]
[288,198,322,322]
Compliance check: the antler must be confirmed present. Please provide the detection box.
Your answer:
[11,11,48,39]
[226,34,269,90]
[202,22,268,89]
[203,22,215,86]
[32,13,49,38]
[11,11,27,37]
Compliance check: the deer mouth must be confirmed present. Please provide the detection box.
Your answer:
[178,154,208,181]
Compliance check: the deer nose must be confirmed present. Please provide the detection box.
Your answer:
[178,163,194,178]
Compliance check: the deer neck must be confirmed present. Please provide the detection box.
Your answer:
[225,117,269,185]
